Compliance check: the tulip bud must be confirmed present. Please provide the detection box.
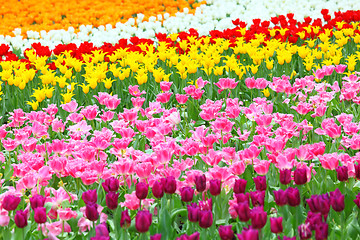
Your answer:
[253,176,267,191]
[336,166,348,182]
[209,179,221,196]
[30,195,46,210]
[14,209,28,228]
[250,207,267,229]
[330,189,344,212]
[194,174,206,192]
[95,222,109,237]
[82,189,97,205]
[152,181,164,199]
[86,203,99,221]
[235,202,250,222]
[102,177,120,192]
[233,179,247,194]
[273,189,288,206]
[270,217,283,233]
[286,187,300,207]
[306,212,322,231]
[181,187,194,202]
[218,225,234,240]
[294,168,307,185]
[120,209,131,228]
[34,207,47,224]
[163,176,177,194]
[135,210,152,233]
[198,210,213,228]
[279,169,292,185]
[136,182,149,200]
[106,192,119,210]
[306,194,330,215]
[187,203,199,222]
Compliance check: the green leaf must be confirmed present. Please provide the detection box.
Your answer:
[157,197,173,239]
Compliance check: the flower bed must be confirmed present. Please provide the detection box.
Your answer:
[1,6,360,240]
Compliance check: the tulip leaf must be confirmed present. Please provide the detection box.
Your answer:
[158,197,173,239]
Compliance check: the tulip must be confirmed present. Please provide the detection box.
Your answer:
[233,179,247,194]
[235,193,250,204]
[120,209,131,228]
[330,189,344,212]
[294,168,307,185]
[34,207,47,224]
[194,174,206,192]
[150,234,162,240]
[106,192,119,210]
[136,182,149,200]
[336,166,348,182]
[250,207,267,229]
[298,223,312,239]
[86,203,99,221]
[14,209,28,228]
[306,212,322,231]
[253,176,266,191]
[218,225,234,240]
[181,187,194,202]
[355,163,360,179]
[237,228,259,240]
[187,203,199,222]
[273,189,288,206]
[163,176,177,194]
[279,169,292,185]
[152,181,164,199]
[102,177,120,192]
[30,195,46,210]
[82,189,97,205]
[306,194,330,215]
[235,202,251,222]
[270,217,283,233]
[2,195,21,211]
[177,232,200,240]
[135,210,152,233]
[315,222,328,240]
[250,190,265,207]
[209,179,221,196]
[354,193,360,208]
[286,187,300,207]
[198,210,213,228]
[95,223,109,237]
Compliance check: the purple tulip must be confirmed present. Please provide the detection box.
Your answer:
[120,209,131,228]
[237,228,259,240]
[250,190,265,207]
[135,210,152,233]
[235,202,251,222]
[163,176,177,194]
[102,177,120,192]
[150,234,162,240]
[152,181,164,199]
[298,223,312,239]
[279,169,291,185]
[106,192,119,210]
[355,163,360,179]
[354,193,360,208]
[14,209,28,228]
[198,210,213,228]
[86,203,99,221]
[250,207,267,229]
[209,179,221,196]
[233,179,247,194]
[194,175,206,192]
[34,207,47,224]
[187,203,199,222]
[294,168,307,185]
[336,166,348,182]
[270,217,283,233]
[274,189,288,206]
[30,195,46,210]
[2,195,21,211]
[253,176,267,191]
[181,187,194,202]
[330,188,344,212]
[315,222,328,240]
[82,189,97,205]
[286,187,300,207]
[176,232,200,240]
[235,192,250,204]
[136,182,149,200]
[218,225,234,240]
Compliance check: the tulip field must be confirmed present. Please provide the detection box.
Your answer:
[2,0,360,239]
